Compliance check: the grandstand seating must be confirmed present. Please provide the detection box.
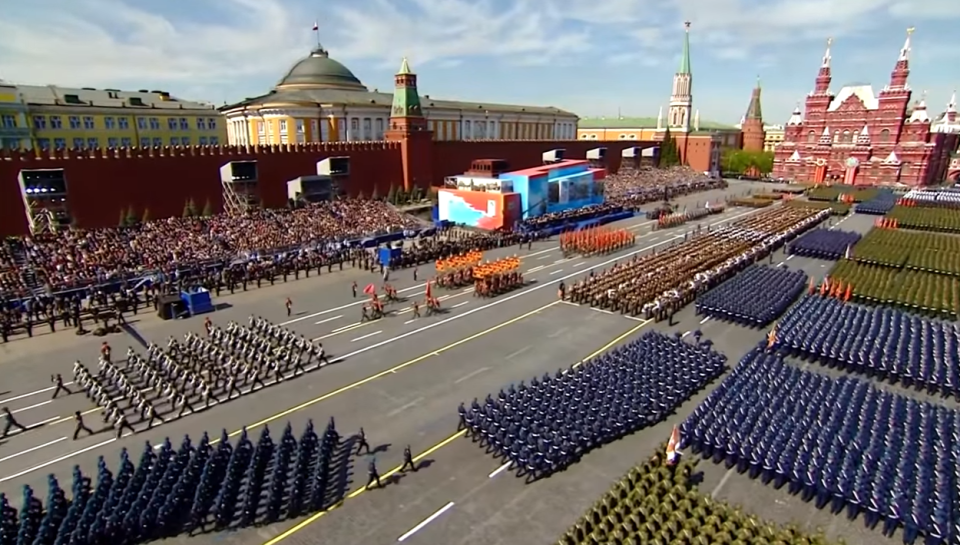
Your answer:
[0,419,342,545]
[681,348,959,545]
[773,296,960,399]
[459,331,726,480]
[788,229,861,260]
[900,188,960,209]
[695,265,807,327]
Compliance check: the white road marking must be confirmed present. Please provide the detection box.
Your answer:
[315,314,343,324]
[387,397,424,417]
[451,301,469,308]
[505,346,531,359]
[711,467,735,498]
[573,262,586,267]
[538,255,552,260]
[550,269,564,275]
[0,438,117,483]
[786,255,795,261]
[0,438,67,464]
[398,502,456,542]
[404,319,417,325]
[332,322,362,333]
[454,367,491,384]
[699,316,711,325]
[590,307,614,314]
[681,331,691,338]
[9,400,52,415]
[488,462,511,478]
[526,265,545,273]
[0,384,73,405]
[350,330,383,343]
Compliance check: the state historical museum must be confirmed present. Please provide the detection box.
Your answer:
[772,30,960,186]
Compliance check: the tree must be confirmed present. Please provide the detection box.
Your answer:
[183,199,197,217]
[386,184,398,204]
[202,199,214,217]
[396,187,408,205]
[118,208,127,227]
[356,190,366,200]
[721,149,775,175]
[141,208,151,224]
[370,184,380,200]
[659,128,680,167]
[124,206,138,227]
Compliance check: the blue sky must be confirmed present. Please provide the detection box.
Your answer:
[0,0,957,126]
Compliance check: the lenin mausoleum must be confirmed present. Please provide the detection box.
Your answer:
[0,47,655,237]
[772,29,960,186]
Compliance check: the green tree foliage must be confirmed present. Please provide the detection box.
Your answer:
[183,198,198,217]
[659,128,681,167]
[118,208,127,227]
[141,208,151,224]
[721,149,775,175]
[124,206,138,227]
[387,183,398,204]
[370,184,380,200]
[202,199,214,217]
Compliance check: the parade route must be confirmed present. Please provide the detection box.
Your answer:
[5,180,857,545]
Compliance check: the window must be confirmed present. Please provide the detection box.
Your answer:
[140,137,151,147]
[73,138,85,149]
[37,138,51,150]
[149,118,160,130]
[168,118,178,130]
[152,137,162,147]
[280,134,289,144]
[33,116,46,129]
[197,118,206,130]
[108,138,119,148]
[210,136,219,145]
[880,129,890,143]
[67,116,80,129]
[179,118,188,130]
[87,138,99,148]
[104,117,116,129]
[181,136,190,146]
[137,117,148,130]
[375,118,384,139]
[118,117,129,130]
[1,114,15,128]
[257,121,264,134]
[279,119,288,133]
[53,138,66,150]
[47,116,61,129]
[842,130,851,143]
[199,136,208,145]
[207,118,217,129]
[170,137,180,146]
[83,116,95,129]
[121,137,132,147]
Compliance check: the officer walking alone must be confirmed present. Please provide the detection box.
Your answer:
[365,458,382,489]
[356,427,371,455]
[73,410,94,440]
[285,297,293,317]
[2,407,29,438]
[51,374,72,399]
[400,445,417,472]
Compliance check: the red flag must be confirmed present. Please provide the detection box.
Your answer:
[425,280,432,300]
[363,283,377,296]
[312,21,319,31]
[666,425,680,465]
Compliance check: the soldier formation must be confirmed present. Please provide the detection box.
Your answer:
[787,228,862,260]
[694,265,808,327]
[559,227,636,257]
[460,332,726,481]
[69,317,329,438]
[0,420,344,545]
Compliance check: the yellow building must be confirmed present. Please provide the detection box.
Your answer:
[0,81,31,150]
[577,116,742,148]
[220,45,579,144]
[762,124,785,152]
[13,84,226,151]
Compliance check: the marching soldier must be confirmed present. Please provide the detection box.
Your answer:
[113,412,136,438]
[400,445,417,472]
[73,410,94,440]
[51,373,72,399]
[365,458,382,490]
[145,403,165,429]
[285,297,293,317]
[2,407,28,438]
[356,427,371,455]
[411,301,421,319]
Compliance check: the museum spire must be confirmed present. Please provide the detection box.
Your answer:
[814,37,832,94]
[889,27,913,89]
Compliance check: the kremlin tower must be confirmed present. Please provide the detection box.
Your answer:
[385,58,433,191]
[740,78,765,152]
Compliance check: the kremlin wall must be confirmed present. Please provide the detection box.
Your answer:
[0,139,646,237]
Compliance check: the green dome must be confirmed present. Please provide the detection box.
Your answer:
[276,47,367,90]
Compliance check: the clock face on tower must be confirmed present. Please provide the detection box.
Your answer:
[845,157,859,169]
[393,106,404,115]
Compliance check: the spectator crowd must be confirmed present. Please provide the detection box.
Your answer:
[1,199,422,300]
[604,166,725,209]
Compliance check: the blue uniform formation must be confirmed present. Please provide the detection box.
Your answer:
[681,348,960,545]
[695,265,807,327]
[772,295,960,399]
[0,419,341,545]
[459,331,726,481]
[855,190,898,215]
[787,229,861,260]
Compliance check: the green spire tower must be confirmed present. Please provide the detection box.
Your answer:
[386,57,433,193]
[389,57,427,130]
[678,21,692,74]
[667,22,693,133]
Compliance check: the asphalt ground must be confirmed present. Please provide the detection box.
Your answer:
[1,183,904,545]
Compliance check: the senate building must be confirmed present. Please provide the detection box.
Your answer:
[220,44,579,145]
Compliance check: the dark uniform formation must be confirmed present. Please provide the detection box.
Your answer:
[459,331,726,481]
[854,190,898,215]
[787,228,862,260]
[563,207,830,320]
[70,317,327,437]
[772,295,960,399]
[681,348,959,545]
[0,419,343,545]
[695,265,808,327]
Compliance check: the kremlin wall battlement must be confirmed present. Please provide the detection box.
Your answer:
[0,140,644,236]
